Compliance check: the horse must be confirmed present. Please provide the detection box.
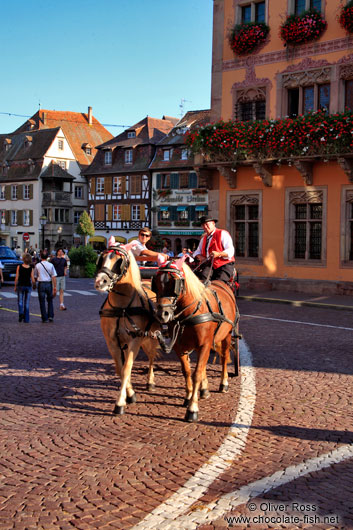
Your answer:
[95,236,163,415]
[152,256,239,422]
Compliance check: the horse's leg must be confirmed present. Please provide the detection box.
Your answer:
[219,333,231,393]
[141,339,159,392]
[114,338,141,415]
[200,366,210,400]
[185,344,211,422]
[178,353,193,407]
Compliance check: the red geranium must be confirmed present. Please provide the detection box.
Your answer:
[280,9,327,46]
[339,0,353,33]
[229,22,269,56]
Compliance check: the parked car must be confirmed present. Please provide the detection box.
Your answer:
[0,246,23,282]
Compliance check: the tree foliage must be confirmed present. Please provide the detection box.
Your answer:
[76,211,95,240]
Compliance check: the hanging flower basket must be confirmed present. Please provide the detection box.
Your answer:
[229,22,269,56]
[280,10,327,46]
[339,0,353,33]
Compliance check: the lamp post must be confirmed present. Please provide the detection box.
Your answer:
[39,215,47,251]
[57,225,62,247]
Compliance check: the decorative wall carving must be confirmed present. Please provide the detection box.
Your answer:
[282,57,330,72]
[217,165,237,188]
[253,162,272,187]
[293,160,313,186]
[289,190,323,203]
[340,64,353,80]
[337,157,353,184]
[282,66,331,88]
[346,190,353,203]
[231,194,259,205]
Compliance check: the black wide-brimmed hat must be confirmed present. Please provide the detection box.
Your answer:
[199,216,218,225]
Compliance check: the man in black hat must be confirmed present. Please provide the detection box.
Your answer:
[193,216,235,283]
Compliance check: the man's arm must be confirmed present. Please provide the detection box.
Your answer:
[210,230,234,259]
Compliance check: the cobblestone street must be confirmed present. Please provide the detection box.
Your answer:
[0,278,352,529]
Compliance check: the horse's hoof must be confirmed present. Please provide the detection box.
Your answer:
[126,393,137,404]
[184,410,198,422]
[182,398,190,407]
[113,405,125,415]
[147,383,156,392]
[219,383,229,393]
[200,389,211,400]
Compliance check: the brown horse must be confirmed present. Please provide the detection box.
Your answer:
[95,239,162,415]
[153,258,238,422]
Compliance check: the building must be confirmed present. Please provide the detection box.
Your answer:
[0,107,113,250]
[150,110,211,254]
[84,116,176,250]
[190,0,353,294]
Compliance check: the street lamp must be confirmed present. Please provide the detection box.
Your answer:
[39,215,47,251]
[57,225,62,247]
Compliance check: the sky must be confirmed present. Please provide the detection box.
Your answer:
[0,0,213,136]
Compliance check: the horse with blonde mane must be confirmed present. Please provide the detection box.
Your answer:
[153,256,238,422]
[95,236,162,415]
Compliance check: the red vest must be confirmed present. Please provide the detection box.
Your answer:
[201,228,235,269]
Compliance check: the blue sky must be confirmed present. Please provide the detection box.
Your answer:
[0,0,213,136]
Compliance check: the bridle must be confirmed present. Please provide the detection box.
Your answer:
[152,264,185,312]
[96,245,130,292]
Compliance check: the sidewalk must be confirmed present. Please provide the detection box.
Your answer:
[237,288,353,311]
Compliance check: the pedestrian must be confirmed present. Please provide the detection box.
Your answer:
[0,259,4,287]
[129,228,169,264]
[193,216,235,283]
[50,248,68,310]
[177,247,194,264]
[33,250,57,323]
[14,253,35,323]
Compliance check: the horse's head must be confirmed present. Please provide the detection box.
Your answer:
[95,238,132,292]
[152,257,186,323]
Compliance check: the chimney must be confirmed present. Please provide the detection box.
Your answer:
[88,106,92,125]
[42,112,47,125]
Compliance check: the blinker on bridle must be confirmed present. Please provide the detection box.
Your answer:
[96,245,130,291]
[153,265,185,309]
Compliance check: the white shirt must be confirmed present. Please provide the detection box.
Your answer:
[0,260,3,270]
[193,229,235,260]
[130,239,147,257]
[34,260,57,282]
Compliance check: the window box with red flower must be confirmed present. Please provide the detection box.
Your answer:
[174,220,190,227]
[339,0,353,33]
[280,9,327,46]
[229,21,269,56]
[158,221,172,226]
[192,188,208,195]
[157,189,172,198]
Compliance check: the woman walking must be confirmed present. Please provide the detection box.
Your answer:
[14,253,35,323]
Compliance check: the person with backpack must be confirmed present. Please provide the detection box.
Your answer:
[14,253,35,323]
[50,248,68,310]
[33,251,57,323]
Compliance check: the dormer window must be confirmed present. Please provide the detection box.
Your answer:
[24,135,32,148]
[58,139,64,150]
[4,138,11,151]
[27,159,35,173]
[125,149,133,164]
[104,150,112,165]
[163,149,171,161]
[82,143,92,155]
[2,163,9,176]
[127,131,136,138]
[181,148,188,160]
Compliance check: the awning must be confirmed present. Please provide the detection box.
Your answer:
[195,205,207,211]
[112,235,127,243]
[159,230,203,236]
[89,236,107,243]
[160,206,169,211]
[177,206,187,211]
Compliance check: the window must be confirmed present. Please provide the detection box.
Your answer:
[181,148,188,160]
[113,205,121,220]
[54,208,70,223]
[345,79,353,111]
[58,139,64,150]
[74,211,81,224]
[23,210,30,226]
[131,205,140,221]
[179,174,189,188]
[57,160,66,170]
[163,149,171,161]
[11,210,17,225]
[86,147,92,155]
[162,174,170,188]
[113,177,122,194]
[104,151,112,165]
[0,185,5,200]
[294,0,321,15]
[75,186,83,199]
[11,185,18,200]
[237,99,266,121]
[287,83,330,117]
[125,149,133,164]
[341,188,353,264]
[178,208,188,221]
[286,189,326,263]
[23,185,30,200]
[230,193,261,259]
[127,131,136,138]
[161,208,170,220]
[239,1,266,23]
[96,177,104,194]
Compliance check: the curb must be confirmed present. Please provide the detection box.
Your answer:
[237,295,353,312]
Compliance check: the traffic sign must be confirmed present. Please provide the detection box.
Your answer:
[23,233,30,241]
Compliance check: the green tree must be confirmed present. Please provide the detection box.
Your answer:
[76,211,94,246]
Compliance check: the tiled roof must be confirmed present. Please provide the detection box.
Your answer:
[98,116,175,149]
[13,109,113,170]
[40,161,75,180]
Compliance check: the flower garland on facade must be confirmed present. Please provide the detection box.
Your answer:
[186,111,353,163]
[280,9,327,46]
[339,0,353,33]
[229,22,269,55]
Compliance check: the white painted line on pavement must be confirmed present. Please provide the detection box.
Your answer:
[243,314,353,332]
[0,292,17,298]
[66,290,96,296]
[170,443,353,529]
[131,340,256,530]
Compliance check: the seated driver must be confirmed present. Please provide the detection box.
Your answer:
[193,216,235,283]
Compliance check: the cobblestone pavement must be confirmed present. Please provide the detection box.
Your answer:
[0,278,352,529]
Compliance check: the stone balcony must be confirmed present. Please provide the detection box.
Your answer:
[42,191,72,206]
